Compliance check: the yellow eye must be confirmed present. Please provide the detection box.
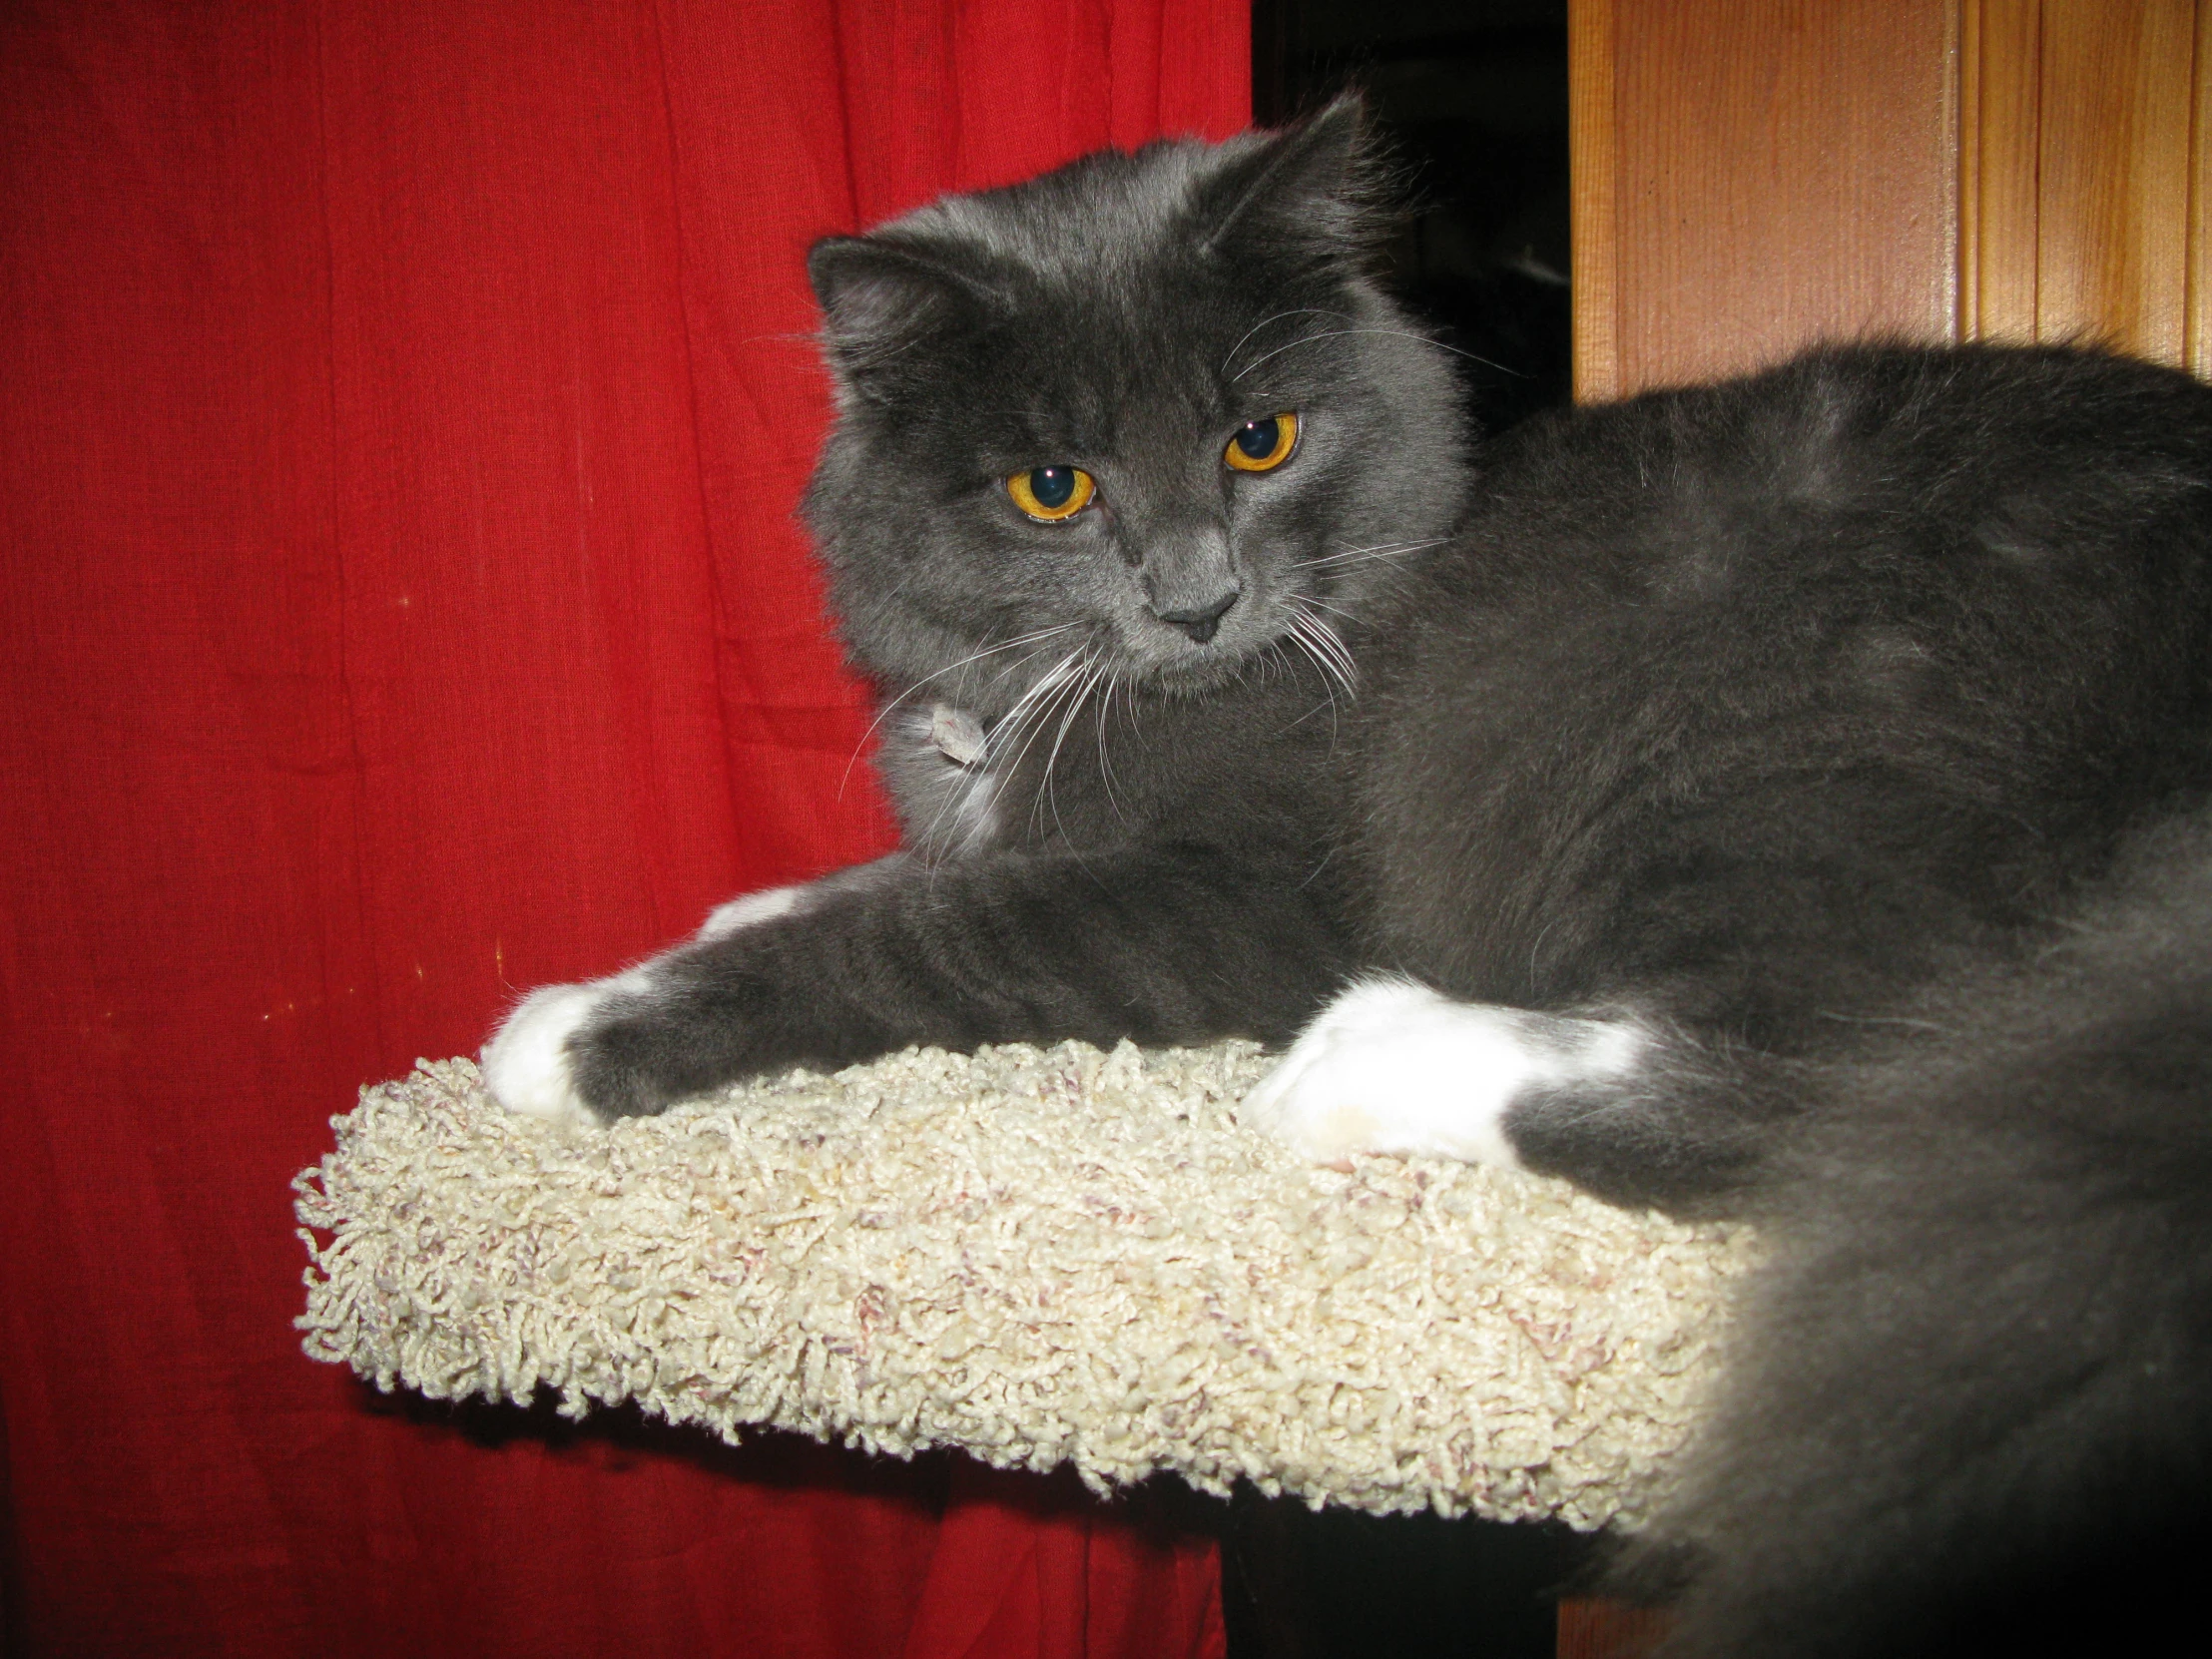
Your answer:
[1225,412,1299,472]
[1006,466,1096,522]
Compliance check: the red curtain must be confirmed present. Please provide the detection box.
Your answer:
[0,3,1248,1652]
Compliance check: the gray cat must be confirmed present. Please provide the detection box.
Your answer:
[484,103,2212,1656]
[484,105,1463,1124]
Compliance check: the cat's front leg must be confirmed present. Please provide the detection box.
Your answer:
[1248,978,1784,1207]
[486,840,1352,1125]
[479,857,902,1126]
[1246,978,1648,1168]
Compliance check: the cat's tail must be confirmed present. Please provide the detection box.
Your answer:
[1620,820,2212,1658]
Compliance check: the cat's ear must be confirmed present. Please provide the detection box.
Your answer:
[1197,95,1387,266]
[809,236,1002,398]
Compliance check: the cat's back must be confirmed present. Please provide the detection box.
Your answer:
[1404,343,2212,615]
[1350,343,2212,1009]
[1368,343,2212,726]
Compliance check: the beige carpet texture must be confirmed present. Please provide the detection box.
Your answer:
[295,1039,1755,1530]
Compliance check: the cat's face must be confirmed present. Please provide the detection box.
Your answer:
[803,103,1468,717]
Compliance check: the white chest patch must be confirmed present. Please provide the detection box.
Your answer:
[928,703,987,766]
[1244,977,1648,1168]
[911,703,998,852]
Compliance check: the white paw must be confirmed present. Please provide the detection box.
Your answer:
[696,883,810,941]
[479,969,650,1127]
[1245,978,1646,1167]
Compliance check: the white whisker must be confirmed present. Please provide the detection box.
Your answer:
[1035,652,1114,840]
[1221,307,1350,376]
[837,623,1079,798]
[1233,326,1523,382]
[1289,536,1449,573]
[988,648,1086,763]
[984,647,1093,832]
[1271,630,1345,740]
[1093,673,1129,826]
[1288,604,1359,703]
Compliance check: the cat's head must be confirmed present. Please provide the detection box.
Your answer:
[803,99,1469,714]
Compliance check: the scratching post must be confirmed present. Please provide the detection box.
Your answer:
[297,1040,1750,1529]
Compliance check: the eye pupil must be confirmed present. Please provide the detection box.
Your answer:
[1234,419,1280,461]
[1006,464,1095,520]
[1225,411,1299,473]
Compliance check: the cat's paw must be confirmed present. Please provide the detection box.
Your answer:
[1244,978,1646,1168]
[480,970,652,1128]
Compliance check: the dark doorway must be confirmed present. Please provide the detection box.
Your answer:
[1254,0,1573,435]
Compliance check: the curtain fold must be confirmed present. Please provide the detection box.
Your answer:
[0,2,1248,1651]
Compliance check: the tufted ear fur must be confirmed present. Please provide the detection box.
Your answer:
[808,236,1004,399]
[1195,96,1392,270]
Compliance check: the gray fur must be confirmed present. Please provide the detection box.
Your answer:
[533,105,2212,1651]
[558,102,1465,1112]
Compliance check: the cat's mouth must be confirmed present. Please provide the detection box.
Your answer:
[1129,588,1355,697]
[1127,615,1258,684]
[1143,590,1241,649]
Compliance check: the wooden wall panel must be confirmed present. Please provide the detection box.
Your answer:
[1570,0,1957,400]
[1569,0,1621,400]
[1574,0,2212,397]
[1959,0,2208,372]
[2198,0,2212,374]
[1956,0,2041,342]
[2035,0,2196,357]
